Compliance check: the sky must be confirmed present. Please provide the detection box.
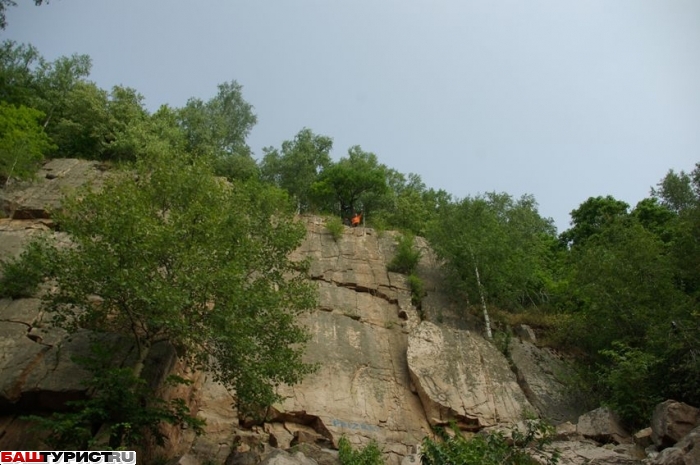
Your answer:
[4,0,700,232]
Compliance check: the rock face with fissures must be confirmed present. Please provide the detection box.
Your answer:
[407,321,534,430]
[273,219,430,464]
[1,163,613,464]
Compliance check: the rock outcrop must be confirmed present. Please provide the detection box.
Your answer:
[650,400,700,449]
[577,407,632,445]
[0,160,648,465]
[647,425,700,465]
[510,340,584,424]
[1,158,108,220]
[407,321,533,429]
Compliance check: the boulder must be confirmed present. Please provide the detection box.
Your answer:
[515,324,537,343]
[407,321,533,429]
[633,427,653,448]
[556,421,580,440]
[647,425,700,465]
[553,440,642,464]
[510,340,584,424]
[260,449,318,465]
[651,400,700,449]
[577,407,632,444]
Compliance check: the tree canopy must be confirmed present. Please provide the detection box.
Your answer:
[311,146,388,217]
[0,101,54,186]
[43,151,317,410]
[260,128,332,212]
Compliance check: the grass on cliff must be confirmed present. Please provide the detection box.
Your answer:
[326,216,345,242]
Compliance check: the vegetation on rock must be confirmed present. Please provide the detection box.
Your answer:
[421,420,559,465]
[3,37,699,440]
[338,436,385,465]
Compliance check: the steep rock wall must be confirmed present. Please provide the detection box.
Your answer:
[0,161,597,464]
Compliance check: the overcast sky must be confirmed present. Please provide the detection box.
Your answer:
[5,1,700,232]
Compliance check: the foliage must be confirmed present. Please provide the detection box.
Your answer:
[563,220,687,355]
[338,436,385,465]
[387,233,421,275]
[0,41,42,105]
[407,274,425,312]
[41,151,317,410]
[45,82,156,161]
[0,102,54,185]
[177,80,257,178]
[26,344,204,450]
[652,168,698,213]
[597,343,663,428]
[261,128,332,212]
[559,195,629,248]
[421,420,558,465]
[311,146,388,217]
[429,193,556,311]
[0,240,53,299]
[371,171,450,237]
[326,216,345,242]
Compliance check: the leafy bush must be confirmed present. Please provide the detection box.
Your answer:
[0,241,53,299]
[388,233,421,274]
[407,274,425,308]
[338,436,385,465]
[326,216,345,242]
[597,342,663,428]
[421,420,558,465]
[0,102,55,187]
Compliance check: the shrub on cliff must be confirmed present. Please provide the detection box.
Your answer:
[421,420,559,465]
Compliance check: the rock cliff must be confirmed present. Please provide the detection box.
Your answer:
[0,160,646,464]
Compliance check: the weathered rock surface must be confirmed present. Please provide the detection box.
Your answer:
[650,400,700,449]
[2,166,639,465]
[646,425,700,465]
[407,321,533,429]
[577,407,632,445]
[275,220,430,463]
[1,158,107,219]
[0,297,137,412]
[553,440,643,464]
[510,340,584,424]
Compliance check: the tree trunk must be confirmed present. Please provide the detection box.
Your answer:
[473,260,493,340]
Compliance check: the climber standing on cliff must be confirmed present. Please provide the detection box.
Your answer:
[351,211,362,227]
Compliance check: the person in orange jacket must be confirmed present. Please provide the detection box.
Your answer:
[351,212,362,227]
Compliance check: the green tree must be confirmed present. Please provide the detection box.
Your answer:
[311,146,388,219]
[373,171,435,236]
[631,197,676,242]
[652,168,697,214]
[0,102,54,186]
[32,51,92,130]
[559,195,629,248]
[49,83,152,161]
[565,220,683,354]
[0,41,41,105]
[178,80,257,179]
[429,193,555,333]
[42,151,316,412]
[261,128,332,212]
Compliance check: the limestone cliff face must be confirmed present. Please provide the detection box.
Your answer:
[0,160,591,464]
